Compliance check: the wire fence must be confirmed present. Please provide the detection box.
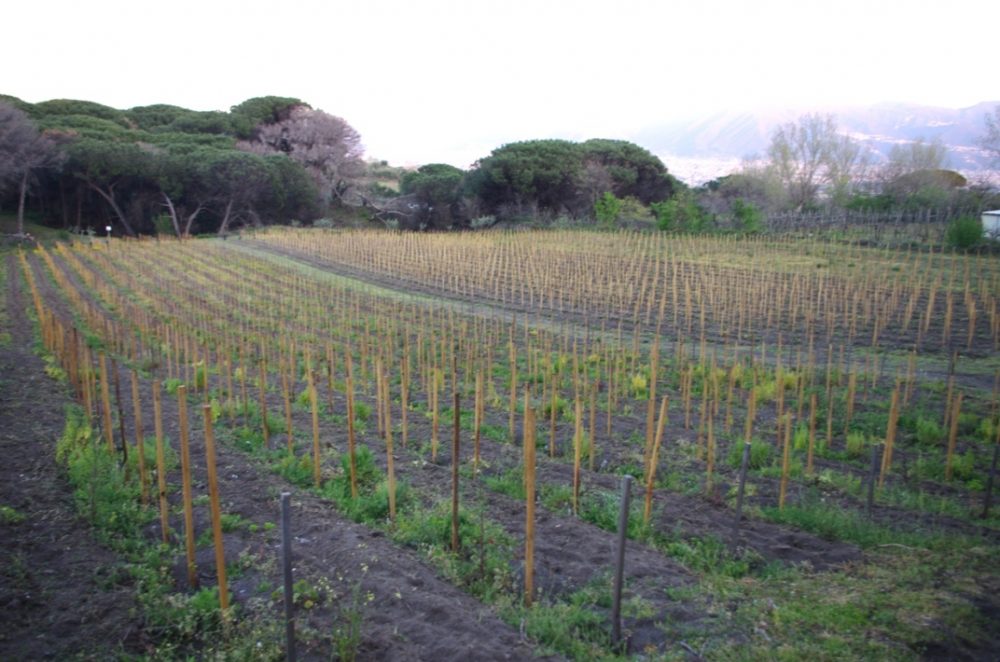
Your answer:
[751,207,984,243]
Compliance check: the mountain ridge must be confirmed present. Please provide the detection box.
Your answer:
[634,101,999,184]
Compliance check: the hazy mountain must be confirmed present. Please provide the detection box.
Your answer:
[637,101,999,184]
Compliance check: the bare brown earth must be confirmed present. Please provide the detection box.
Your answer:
[7,236,1000,660]
[13,242,860,660]
[0,252,148,659]
[2,252,546,660]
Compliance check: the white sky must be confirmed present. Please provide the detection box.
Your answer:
[4,0,998,168]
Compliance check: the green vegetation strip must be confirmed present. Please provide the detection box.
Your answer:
[215,397,650,660]
[55,405,286,657]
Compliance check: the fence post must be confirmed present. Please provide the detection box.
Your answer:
[281,492,296,662]
[611,475,632,648]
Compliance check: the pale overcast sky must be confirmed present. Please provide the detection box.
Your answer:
[4,0,998,167]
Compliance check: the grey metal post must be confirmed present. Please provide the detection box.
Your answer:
[611,475,632,647]
[281,492,296,662]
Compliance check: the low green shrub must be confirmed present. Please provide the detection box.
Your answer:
[945,215,982,249]
[915,417,943,447]
[845,431,867,458]
[727,437,772,470]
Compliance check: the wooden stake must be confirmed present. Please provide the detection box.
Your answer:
[282,364,294,454]
[310,382,321,488]
[81,351,94,423]
[386,373,397,524]
[345,371,358,499]
[879,386,901,488]
[152,380,170,544]
[451,391,460,551]
[130,369,149,504]
[806,392,817,475]
[258,359,270,450]
[706,399,716,491]
[826,386,835,454]
[111,360,130,473]
[401,353,410,448]
[644,340,659,471]
[431,368,440,462]
[943,372,955,433]
[844,371,857,437]
[644,396,668,524]
[99,353,114,451]
[572,396,583,515]
[945,392,963,481]
[549,370,558,458]
[238,346,248,417]
[523,393,536,608]
[470,368,482,472]
[177,385,197,588]
[509,341,517,442]
[202,404,229,613]
[775,367,785,448]
[779,414,792,510]
[744,386,756,444]
[588,379,597,472]
[224,354,235,422]
[376,356,385,438]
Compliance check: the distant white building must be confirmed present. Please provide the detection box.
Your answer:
[983,210,1000,239]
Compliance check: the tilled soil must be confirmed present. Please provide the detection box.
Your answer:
[0,253,148,660]
[14,239,1000,660]
[4,252,545,660]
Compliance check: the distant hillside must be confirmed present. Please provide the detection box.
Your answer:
[636,101,999,183]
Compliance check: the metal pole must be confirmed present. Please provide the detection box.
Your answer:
[611,475,632,647]
[281,492,296,662]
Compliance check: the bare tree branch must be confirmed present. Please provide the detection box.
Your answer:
[237,106,364,206]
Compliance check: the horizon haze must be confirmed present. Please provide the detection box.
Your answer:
[4,0,999,180]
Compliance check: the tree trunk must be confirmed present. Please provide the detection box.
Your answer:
[183,204,205,236]
[17,170,28,236]
[245,207,262,228]
[87,180,137,237]
[75,186,83,232]
[59,179,70,229]
[161,192,182,237]
[217,198,235,236]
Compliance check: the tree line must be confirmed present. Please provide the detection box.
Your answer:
[694,111,1000,233]
[0,95,359,236]
[0,93,685,235]
[2,93,999,236]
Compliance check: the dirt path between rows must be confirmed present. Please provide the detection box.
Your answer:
[0,252,149,659]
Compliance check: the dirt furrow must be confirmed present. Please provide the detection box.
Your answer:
[0,253,148,660]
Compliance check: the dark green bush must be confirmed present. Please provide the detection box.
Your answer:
[945,216,982,249]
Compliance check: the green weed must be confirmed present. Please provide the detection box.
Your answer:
[727,437,772,470]
[272,452,316,488]
[0,504,26,524]
[915,417,944,447]
[392,500,514,601]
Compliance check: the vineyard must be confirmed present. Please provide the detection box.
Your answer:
[4,226,1000,660]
